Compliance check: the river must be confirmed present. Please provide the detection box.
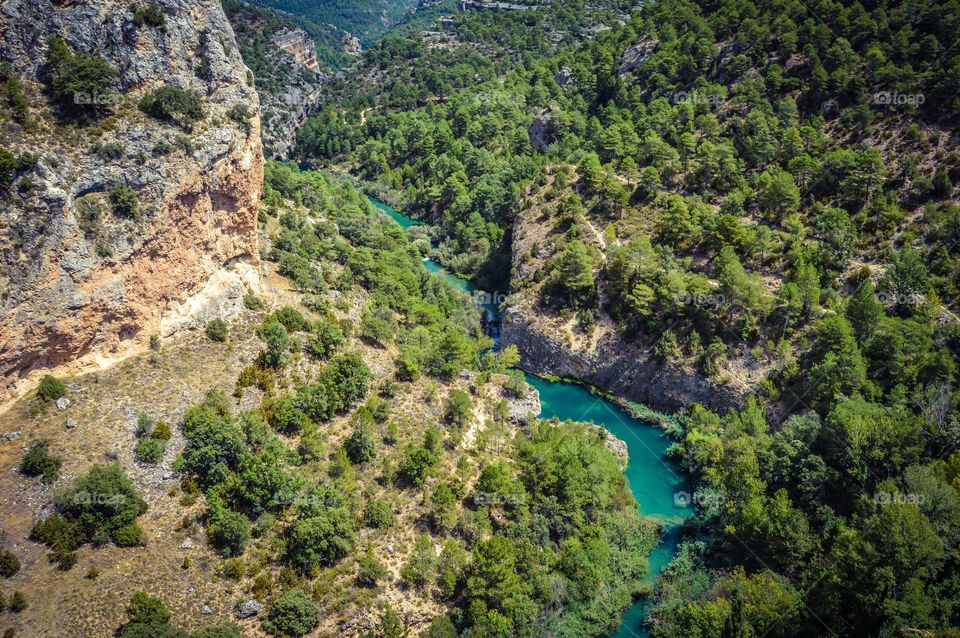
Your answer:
[369,196,691,638]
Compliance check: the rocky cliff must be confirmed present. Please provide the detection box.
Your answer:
[0,0,263,404]
[501,184,757,414]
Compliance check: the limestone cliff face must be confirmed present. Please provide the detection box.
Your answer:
[0,0,263,403]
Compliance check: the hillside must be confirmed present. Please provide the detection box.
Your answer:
[293,0,960,634]
[0,0,263,406]
[246,0,429,46]
[0,163,658,637]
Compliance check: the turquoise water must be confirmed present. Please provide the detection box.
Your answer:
[369,195,423,228]
[370,196,690,637]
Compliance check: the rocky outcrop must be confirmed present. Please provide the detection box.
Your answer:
[271,28,318,69]
[0,0,263,404]
[617,36,658,77]
[342,32,362,55]
[501,306,743,413]
[528,108,553,152]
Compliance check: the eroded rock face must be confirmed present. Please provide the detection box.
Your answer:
[0,0,263,403]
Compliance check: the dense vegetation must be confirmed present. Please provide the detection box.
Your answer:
[295,0,960,635]
[161,164,659,637]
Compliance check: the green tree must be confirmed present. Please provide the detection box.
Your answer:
[262,589,320,638]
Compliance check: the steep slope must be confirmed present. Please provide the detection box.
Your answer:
[0,0,264,404]
[248,0,424,46]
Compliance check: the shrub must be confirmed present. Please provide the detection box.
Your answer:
[132,4,165,28]
[192,624,243,638]
[21,440,62,482]
[304,320,344,359]
[0,550,20,578]
[287,509,355,570]
[151,420,172,441]
[135,437,164,464]
[399,446,436,487]
[8,591,26,613]
[356,553,388,587]
[0,63,29,124]
[37,374,66,403]
[266,396,309,435]
[363,500,395,529]
[139,85,204,125]
[258,318,290,369]
[207,507,249,557]
[344,423,375,465]
[274,307,308,332]
[111,522,145,547]
[45,37,117,114]
[425,616,458,638]
[31,463,147,567]
[243,291,265,310]
[205,318,228,342]
[445,389,473,427]
[226,103,252,137]
[127,592,169,624]
[263,589,320,638]
[108,182,139,218]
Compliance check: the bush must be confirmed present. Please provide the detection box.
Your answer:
[266,396,310,435]
[399,445,436,487]
[205,318,228,342]
[192,624,243,638]
[445,389,473,427]
[274,307,308,332]
[243,291,265,310]
[363,500,395,529]
[8,591,26,613]
[0,550,20,578]
[356,553,388,587]
[21,440,62,483]
[139,85,204,125]
[111,522,145,547]
[151,420,172,441]
[287,509,355,570]
[132,4,165,28]
[31,463,147,566]
[207,507,249,557]
[258,318,290,369]
[108,182,139,218]
[45,37,117,114]
[304,320,344,359]
[135,437,164,464]
[344,423,375,465]
[262,588,320,638]
[226,103,252,137]
[37,375,66,403]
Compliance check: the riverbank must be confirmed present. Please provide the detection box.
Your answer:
[371,195,692,638]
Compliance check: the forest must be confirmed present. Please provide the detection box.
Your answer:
[291,0,960,635]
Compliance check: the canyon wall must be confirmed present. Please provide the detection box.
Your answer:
[0,0,264,404]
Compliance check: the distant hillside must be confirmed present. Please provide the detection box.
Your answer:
[247,0,427,45]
